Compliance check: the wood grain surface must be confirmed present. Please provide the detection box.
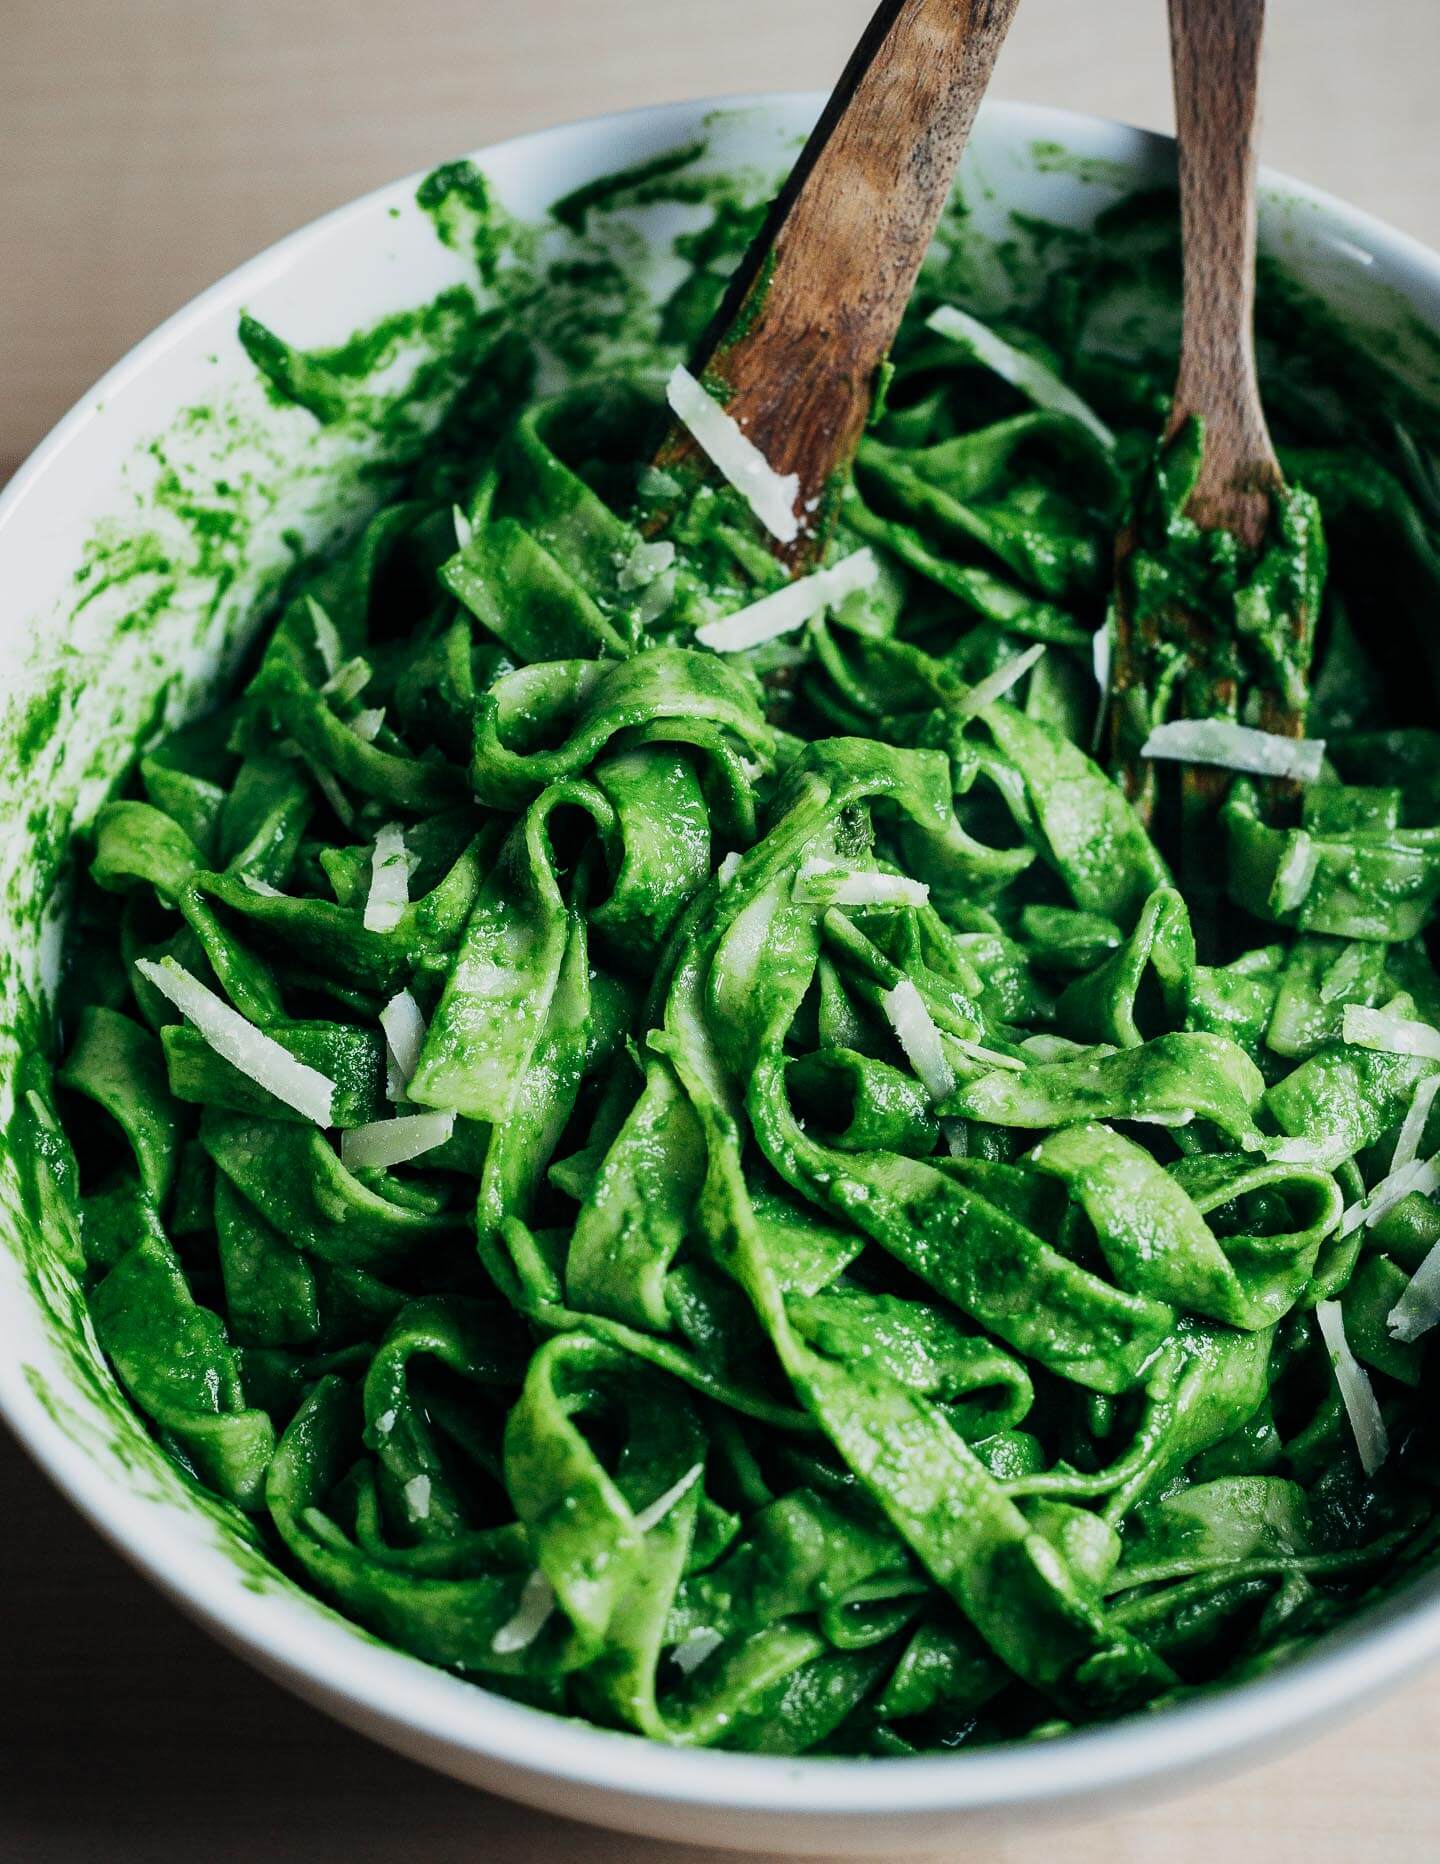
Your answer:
[657,0,1020,567]
[1164,0,1280,543]
[5,2,1440,1858]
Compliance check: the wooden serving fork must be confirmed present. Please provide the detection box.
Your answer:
[1108,0,1315,837]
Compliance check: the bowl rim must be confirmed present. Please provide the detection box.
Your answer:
[5,89,1440,1824]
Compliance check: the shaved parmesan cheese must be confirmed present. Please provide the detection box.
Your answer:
[136,956,335,1125]
[1140,718,1326,784]
[637,569,677,627]
[696,549,878,654]
[1388,1238,1440,1344]
[364,822,409,934]
[1319,942,1367,1005]
[793,858,928,910]
[1020,1033,1095,1062]
[1342,1004,1440,1061]
[403,1473,432,1521]
[374,1408,398,1437]
[637,465,681,502]
[925,305,1116,447]
[618,538,675,590]
[666,364,800,543]
[381,989,428,1099]
[340,1109,455,1171]
[1315,1299,1389,1476]
[347,706,386,744]
[491,1568,556,1655]
[1262,1135,1325,1165]
[716,851,742,887]
[306,596,342,679]
[452,503,474,551]
[882,980,955,1106]
[1092,623,1111,695]
[240,874,284,898]
[671,1627,723,1676]
[1339,1152,1440,1238]
[1272,831,1319,914]
[322,656,372,703]
[958,643,1046,718]
[632,1462,703,1534]
[953,1037,1026,1073]
[1090,621,1112,752]
[1395,1074,1440,1174]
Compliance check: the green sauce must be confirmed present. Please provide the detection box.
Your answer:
[19,149,1440,1756]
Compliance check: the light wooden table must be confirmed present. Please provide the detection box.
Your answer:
[4,2,1440,1858]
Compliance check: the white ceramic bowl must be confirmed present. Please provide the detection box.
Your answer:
[4,93,1440,1857]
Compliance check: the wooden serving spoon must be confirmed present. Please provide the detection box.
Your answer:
[1109,0,1298,823]
[652,0,1022,573]
[1165,0,1281,547]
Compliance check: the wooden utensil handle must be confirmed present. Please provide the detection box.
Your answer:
[659,0,1021,567]
[1165,0,1281,544]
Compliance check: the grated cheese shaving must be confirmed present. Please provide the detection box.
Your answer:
[881,980,955,1106]
[1388,1238,1440,1344]
[618,538,676,591]
[403,1473,432,1521]
[1272,831,1319,914]
[1140,718,1326,784]
[636,569,677,627]
[953,1036,1026,1074]
[364,823,410,934]
[322,656,372,703]
[637,465,681,502]
[1020,1033,1094,1062]
[340,1109,455,1172]
[632,1462,704,1534]
[716,851,742,887]
[958,643,1046,719]
[1394,1074,1440,1174]
[381,989,428,1100]
[136,955,335,1126]
[695,549,878,654]
[491,1568,556,1655]
[665,364,799,543]
[1315,1299,1389,1476]
[1262,1135,1325,1165]
[1090,620,1112,752]
[347,706,386,744]
[1339,1151,1440,1238]
[1342,1003,1440,1062]
[306,596,342,680]
[925,305,1116,447]
[671,1627,724,1677]
[1319,942,1368,1005]
[1092,622,1111,695]
[792,858,928,910]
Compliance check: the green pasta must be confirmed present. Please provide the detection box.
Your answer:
[47,170,1440,1758]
